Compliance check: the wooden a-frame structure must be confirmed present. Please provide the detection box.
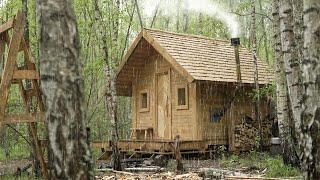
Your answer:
[0,11,48,179]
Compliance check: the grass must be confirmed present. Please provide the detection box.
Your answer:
[220,151,301,178]
[0,143,30,161]
[0,174,33,180]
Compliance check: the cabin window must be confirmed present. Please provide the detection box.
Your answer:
[209,107,224,123]
[176,85,188,110]
[140,90,149,112]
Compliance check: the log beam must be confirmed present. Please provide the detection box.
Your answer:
[0,18,14,34]
[2,112,45,124]
[13,70,39,80]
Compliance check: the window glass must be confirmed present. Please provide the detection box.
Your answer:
[210,107,224,123]
[178,88,186,105]
[141,92,148,109]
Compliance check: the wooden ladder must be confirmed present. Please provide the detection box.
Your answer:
[0,11,48,179]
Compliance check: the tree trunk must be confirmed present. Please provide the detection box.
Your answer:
[280,0,302,141]
[251,0,262,150]
[258,0,270,64]
[134,0,144,29]
[300,0,320,178]
[92,0,122,171]
[183,0,189,33]
[22,0,41,176]
[273,0,299,166]
[38,0,94,179]
[198,13,204,35]
[291,0,304,146]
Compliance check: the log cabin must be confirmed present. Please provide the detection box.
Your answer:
[114,28,273,153]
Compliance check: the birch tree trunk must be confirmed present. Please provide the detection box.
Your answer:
[251,0,262,150]
[279,0,300,166]
[38,0,93,179]
[109,0,122,171]
[280,0,303,144]
[300,0,320,178]
[291,0,304,142]
[92,0,122,171]
[258,0,270,64]
[272,0,297,165]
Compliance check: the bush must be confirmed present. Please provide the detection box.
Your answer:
[219,151,301,178]
[265,157,301,177]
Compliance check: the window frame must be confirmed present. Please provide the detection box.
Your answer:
[139,89,149,112]
[176,85,189,110]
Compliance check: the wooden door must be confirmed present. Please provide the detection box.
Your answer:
[156,71,171,139]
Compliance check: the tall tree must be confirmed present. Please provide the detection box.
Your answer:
[291,0,303,141]
[92,0,122,170]
[272,0,299,166]
[300,0,320,178]
[258,0,270,64]
[38,0,93,179]
[22,0,41,176]
[251,0,262,150]
[182,0,189,33]
[279,0,300,165]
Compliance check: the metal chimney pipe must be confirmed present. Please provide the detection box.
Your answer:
[231,38,242,84]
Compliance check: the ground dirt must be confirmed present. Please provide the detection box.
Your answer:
[0,159,31,176]
[95,159,299,180]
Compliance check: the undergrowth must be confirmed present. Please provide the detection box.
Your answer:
[0,143,30,161]
[220,151,301,178]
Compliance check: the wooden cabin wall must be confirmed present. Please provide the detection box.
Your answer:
[132,54,157,132]
[197,82,268,150]
[170,69,198,140]
[197,83,231,144]
[228,89,268,152]
[131,52,197,141]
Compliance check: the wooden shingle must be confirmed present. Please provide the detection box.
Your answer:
[116,28,273,96]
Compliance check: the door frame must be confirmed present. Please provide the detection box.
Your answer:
[155,68,172,140]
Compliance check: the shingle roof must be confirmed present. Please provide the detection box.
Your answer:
[144,28,273,84]
[116,28,273,96]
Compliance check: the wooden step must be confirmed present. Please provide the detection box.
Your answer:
[13,70,39,80]
[1,112,45,124]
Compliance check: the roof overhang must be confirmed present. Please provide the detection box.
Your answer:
[115,29,195,96]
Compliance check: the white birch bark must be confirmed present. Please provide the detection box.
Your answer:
[38,0,93,179]
[300,0,320,178]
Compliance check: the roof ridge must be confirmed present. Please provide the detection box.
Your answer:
[143,28,231,44]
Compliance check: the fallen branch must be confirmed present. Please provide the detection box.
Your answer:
[125,167,164,172]
[96,168,135,176]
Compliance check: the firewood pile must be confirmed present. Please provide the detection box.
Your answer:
[260,120,272,147]
[233,118,258,151]
[233,116,272,152]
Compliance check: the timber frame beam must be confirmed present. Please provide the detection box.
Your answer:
[0,11,48,180]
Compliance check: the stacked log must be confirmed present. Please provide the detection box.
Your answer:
[233,116,272,152]
[260,120,272,147]
[233,119,258,152]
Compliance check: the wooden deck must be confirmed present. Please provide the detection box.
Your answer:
[93,138,227,154]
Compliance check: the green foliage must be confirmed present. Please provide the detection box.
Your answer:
[0,139,29,161]
[0,0,277,170]
[249,82,276,101]
[220,151,301,178]
[0,174,31,180]
[264,156,301,178]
